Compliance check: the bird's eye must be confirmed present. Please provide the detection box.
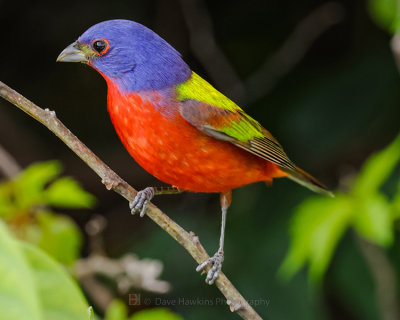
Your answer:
[92,39,109,55]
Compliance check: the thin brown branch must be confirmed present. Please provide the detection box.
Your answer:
[77,214,171,312]
[0,80,262,320]
[76,254,171,294]
[244,2,345,103]
[0,144,21,178]
[179,0,246,102]
[356,235,400,320]
[180,0,344,105]
[80,276,114,313]
[391,33,400,72]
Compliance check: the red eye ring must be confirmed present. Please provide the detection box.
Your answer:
[92,38,110,55]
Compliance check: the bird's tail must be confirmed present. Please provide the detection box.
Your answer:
[282,165,333,197]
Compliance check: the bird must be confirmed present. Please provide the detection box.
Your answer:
[57,19,332,285]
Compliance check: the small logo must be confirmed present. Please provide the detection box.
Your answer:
[129,293,141,306]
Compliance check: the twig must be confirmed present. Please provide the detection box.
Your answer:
[0,81,262,319]
[179,0,246,102]
[356,235,400,320]
[391,33,400,73]
[180,0,344,105]
[0,144,21,178]
[80,276,114,313]
[77,215,171,312]
[76,254,171,294]
[244,2,345,104]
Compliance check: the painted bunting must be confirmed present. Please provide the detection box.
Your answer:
[57,19,331,285]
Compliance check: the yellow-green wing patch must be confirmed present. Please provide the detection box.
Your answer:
[176,72,241,113]
[177,73,296,170]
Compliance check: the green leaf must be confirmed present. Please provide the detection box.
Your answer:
[105,300,128,320]
[0,220,42,320]
[368,0,400,33]
[353,194,393,246]
[20,241,89,320]
[105,301,183,320]
[36,211,82,265]
[0,184,15,218]
[353,132,400,196]
[88,307,95,320]
[14,161,62,209]
[0,184,89,320]
[130,308,183,320]
[393,179,400,219]
[44,177,96,209]
[279,195,353,282]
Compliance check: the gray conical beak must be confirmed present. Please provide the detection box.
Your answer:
[57,41,87,63]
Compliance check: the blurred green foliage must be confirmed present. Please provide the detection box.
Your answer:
[0,160,95,265]
[368,0,400,33]
[105,300,182,320]
[88,307,95,320]
[0,219,89,320]
[280,132,400,282]
[129,309,183,320]
[0,161,181,320]
[0,161,94,320]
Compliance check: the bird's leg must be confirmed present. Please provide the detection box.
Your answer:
[130,186,183,217]
[196,190,232,285]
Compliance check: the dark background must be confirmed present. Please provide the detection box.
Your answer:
[1,0,399,319]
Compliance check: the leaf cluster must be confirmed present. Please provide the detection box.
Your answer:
[280,133,400,282]
[0,160,95,265]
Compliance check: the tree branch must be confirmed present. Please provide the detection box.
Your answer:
[356,235,400,320]
[0,80,262,320]
[391,33,400,73]
[244,1,345,104]
[180,0,344,105]
[179,0,246,103]
[0,143,21,179]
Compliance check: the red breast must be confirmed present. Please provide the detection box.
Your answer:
[106,81,287,193]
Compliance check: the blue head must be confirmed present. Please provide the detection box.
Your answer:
[57,19,191,92]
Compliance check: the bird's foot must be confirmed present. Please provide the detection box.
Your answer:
[129,187,155,217]
[196,250,224,285]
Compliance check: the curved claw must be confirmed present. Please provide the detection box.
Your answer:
[196,250,224,285]
[129,187,155,217]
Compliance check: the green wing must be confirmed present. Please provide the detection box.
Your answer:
[176,72,332,195]
[176,72,296,171]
